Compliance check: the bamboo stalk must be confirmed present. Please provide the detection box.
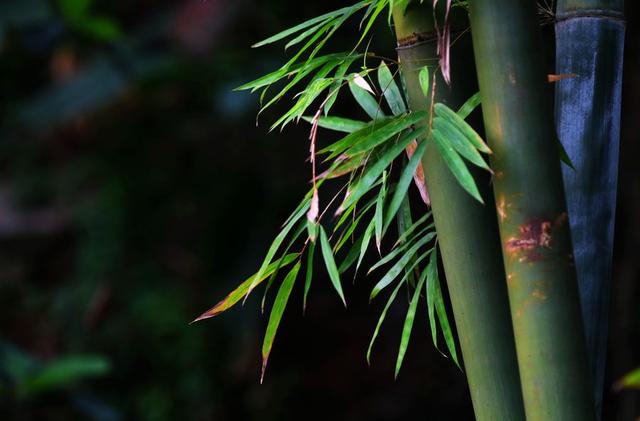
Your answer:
[554,0,625,416]
[468,1,596,419]
[392,4,525,420]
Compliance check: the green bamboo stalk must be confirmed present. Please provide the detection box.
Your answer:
[555,0,625,416]
[392,4,525,420]
[468,1,596,419]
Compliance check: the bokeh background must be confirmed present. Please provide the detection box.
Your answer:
[0,1,638,420]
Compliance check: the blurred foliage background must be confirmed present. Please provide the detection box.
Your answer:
[0,0,637,420]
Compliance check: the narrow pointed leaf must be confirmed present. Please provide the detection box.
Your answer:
[434,103,491,154]
[378,62,406,115]
[341,127,426,210]
[303,115,367,133]
[395,268,427,377]
[367,280,403,364]
[245,200,310,300]
[374,172,386,252]
[456,92,481,120]
[426,250,438,348]
[432,130,484,204]
[432,255,460,367]
[303,241,316,312]
[346,111,427,156]
[433,119,490,170]
[261,261,301,383]
[370,232,434,300]
[319,226,346,306]
[193,253,299,322]
[349,77,385,120]
[383,138,428,232]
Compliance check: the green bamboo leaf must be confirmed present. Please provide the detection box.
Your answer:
[262,219,308,312]
[271,78,334,130]
[368,228,434,274]
[334,202,374,253]
[383,137,428,232]
[284,21,331,50]
[425,250,438,348]
[338,232,365,274]
[192,253,300,322]
[374,171,387,252]
[370,233,434,300]
[615,367,640,390]
[456,92,481,120]
[356,218,376,274]
[251,8,342,48]
[325,56,359,115]
[318,117,394,157]
[395,266,427,378]
[261,55,341,116]
[432,130,484,204]
[349,76,385,120]
[433,118,490,171]
[418,66,430,98]
[392,212,432,249]
[366,279,403,364]
[377,62,406,115]
[303,115,367,133]
[319,225,346,306]
[244,200,310,300]
[341,127,426,210]
[434,103,491,154]
[356,0,388,47]
[303,241,316,312]
[346,111,427,156]
[433,255,460,367]
[261,260,301,383]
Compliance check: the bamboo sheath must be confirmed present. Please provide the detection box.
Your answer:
[468,0,596,419]
[392,5,525,420]
[555,0,625,415]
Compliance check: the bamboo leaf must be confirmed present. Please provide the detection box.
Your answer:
[251,8,342,47]
[345,111,427,156]
[356,0,388,47]
[432,129,484,204]
[433,118,491,171]
[193,253,300,322]
[368,228,435,274]
[434,103,491,154]
[374,171,387,252]
[341,127,426,210]
[262,219,307,312]
[303,115,367,133]
[393,212,432,249]
[383,137,428,232]
[433,254,460,367]
[367,279,403,365]
[338,232,365,274]
[284,21,331,50]
[303,241,316,312]
[615,367,640,390]
[324,56,359,114]
[370,232,434,300]
[261,260,301,383]
[318,117,394,157]
[349,76,385,120]
[418,66,430,98]
[457,92,481,120]
[378,62,406,115]
[395,266,427,378]
[319,225,346,306]
[426,250,438,348]
[244,200,310,300]
[356,218,375,274]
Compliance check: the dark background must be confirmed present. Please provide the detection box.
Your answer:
[0,1,637,420]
